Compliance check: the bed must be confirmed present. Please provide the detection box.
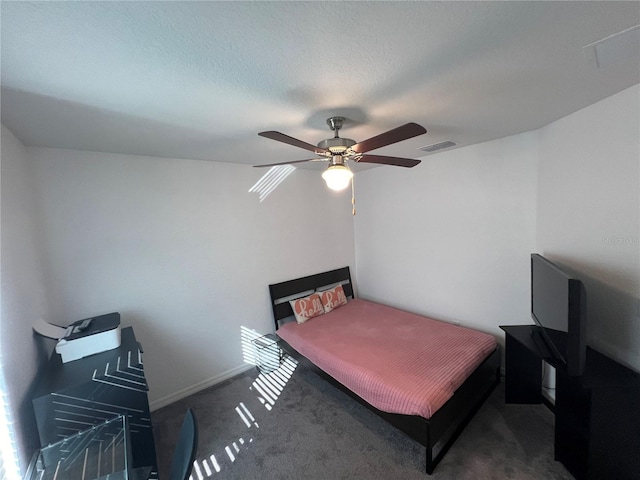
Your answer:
[268,266,500,474]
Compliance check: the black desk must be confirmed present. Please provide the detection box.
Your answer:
[499,325,562,404]
[500,324,640,480]
[32,327,157,479]
[23,415,155,480]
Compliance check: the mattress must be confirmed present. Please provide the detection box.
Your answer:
[277,298,497,418]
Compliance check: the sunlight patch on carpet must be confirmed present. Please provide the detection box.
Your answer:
[189,356,297,477]
[250,356,298,410]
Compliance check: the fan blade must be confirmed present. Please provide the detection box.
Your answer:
[351,123,426,154]
[259,131,329,155]
[253,158,327,168]
[355,154,421,168]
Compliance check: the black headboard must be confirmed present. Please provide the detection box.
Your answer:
[268,266,354,329]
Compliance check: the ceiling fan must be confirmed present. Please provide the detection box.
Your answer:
[254,116,427,191]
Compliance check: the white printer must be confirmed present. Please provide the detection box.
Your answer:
[55,313,121,363]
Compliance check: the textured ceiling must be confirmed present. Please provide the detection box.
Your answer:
[1,1,639,169]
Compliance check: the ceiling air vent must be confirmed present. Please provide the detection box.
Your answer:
[419,140,457,153]
[583,25,640,69]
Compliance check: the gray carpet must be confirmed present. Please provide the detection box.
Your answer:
[152,355,573,479]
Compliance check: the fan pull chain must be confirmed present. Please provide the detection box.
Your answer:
[351,176,356,216]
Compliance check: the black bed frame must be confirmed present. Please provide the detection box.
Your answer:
[268,266,501,474]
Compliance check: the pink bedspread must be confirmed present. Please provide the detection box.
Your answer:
[277,298,496,418]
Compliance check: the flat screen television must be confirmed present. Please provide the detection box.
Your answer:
[531,254,586,376]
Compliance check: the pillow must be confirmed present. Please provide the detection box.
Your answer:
[289,293,325,324]
[319,284,348,313]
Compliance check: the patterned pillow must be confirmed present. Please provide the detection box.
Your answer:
[289,293,325,324]
[319,284,348,313]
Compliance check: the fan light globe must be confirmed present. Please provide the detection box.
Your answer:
[322,165,353,191]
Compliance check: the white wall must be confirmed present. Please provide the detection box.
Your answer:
[354,132,538,339]
[354,84,639,373]
[27,148,356,408]
[5,84,638,472]
[1,124,52,471]
[537,84,640,370]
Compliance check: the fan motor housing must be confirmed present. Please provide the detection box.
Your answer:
[317,137,356,154]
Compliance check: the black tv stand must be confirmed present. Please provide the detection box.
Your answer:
[500,325,640,480]
[528,326,555,364]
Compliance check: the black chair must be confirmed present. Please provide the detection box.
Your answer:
[168,408,198,480]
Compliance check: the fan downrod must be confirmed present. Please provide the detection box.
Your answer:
[318,116,356,153]
[326,116,345,136]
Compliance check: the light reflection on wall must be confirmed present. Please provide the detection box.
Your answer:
[188,330,298,478]
[240,326,260,366]
[248,165,295,202]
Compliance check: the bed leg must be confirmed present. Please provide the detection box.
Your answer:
[425,450,435,474]
[425,430,434,474]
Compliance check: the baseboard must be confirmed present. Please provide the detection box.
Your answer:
[149,363,254,411]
